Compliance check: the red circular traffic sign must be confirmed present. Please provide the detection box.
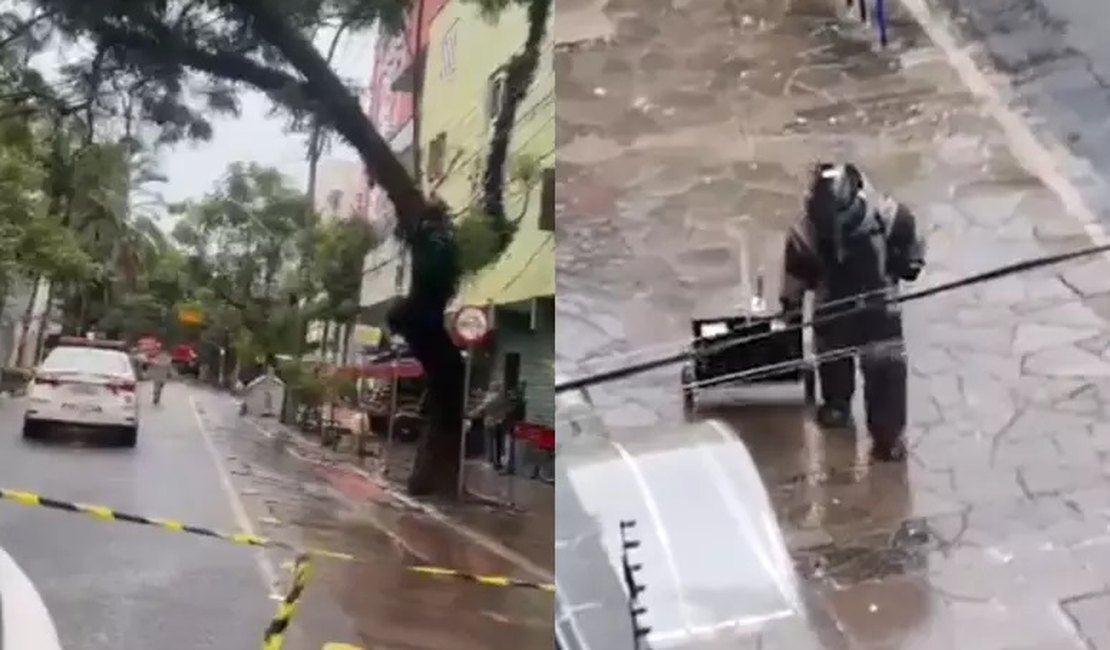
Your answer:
[453,306,489,345]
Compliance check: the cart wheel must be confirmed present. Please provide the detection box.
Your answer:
[681,365,696,415]
[682,388,695,415]
[802,365,817,406]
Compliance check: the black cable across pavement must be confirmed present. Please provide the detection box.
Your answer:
[555,241,1110,393]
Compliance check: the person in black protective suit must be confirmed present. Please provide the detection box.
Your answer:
[780,162,925,461]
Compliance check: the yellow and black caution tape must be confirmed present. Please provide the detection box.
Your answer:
[263,553,313,650]
[408,565,555,592]
[0,487,555,592]
[0,487,309,554]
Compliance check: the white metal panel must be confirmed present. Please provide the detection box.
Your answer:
[556,419,824,650]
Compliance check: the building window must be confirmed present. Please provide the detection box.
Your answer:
[427,133,447,181]
[539,168,554,231]
[486,68,507,124]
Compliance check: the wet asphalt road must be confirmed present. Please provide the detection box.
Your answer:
[0,383,552,650]
[0,383,271,650]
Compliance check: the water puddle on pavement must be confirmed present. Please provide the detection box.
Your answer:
[796,518,936,585]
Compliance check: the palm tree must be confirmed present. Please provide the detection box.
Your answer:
[53,139,170,337]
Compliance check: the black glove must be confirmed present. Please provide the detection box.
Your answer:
[888,252,923,281]
[899,260,923,281]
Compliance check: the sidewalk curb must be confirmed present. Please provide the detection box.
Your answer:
[895,0,1110,248]
[242,414,555,582]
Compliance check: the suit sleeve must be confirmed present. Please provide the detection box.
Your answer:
[888,203,925,280]
[780,223,822,309]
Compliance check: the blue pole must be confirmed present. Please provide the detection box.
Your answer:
[876,0,889,47]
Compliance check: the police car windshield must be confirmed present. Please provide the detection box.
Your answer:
[42,347,133,378]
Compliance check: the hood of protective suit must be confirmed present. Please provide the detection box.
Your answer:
[804,163,874,261]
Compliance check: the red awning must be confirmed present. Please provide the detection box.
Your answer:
[358,359,424,380]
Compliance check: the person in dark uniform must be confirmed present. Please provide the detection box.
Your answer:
[780,162,925,461]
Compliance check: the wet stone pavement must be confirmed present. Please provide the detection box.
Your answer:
[557,0,1110,647]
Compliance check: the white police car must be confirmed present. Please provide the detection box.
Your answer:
[22,337,140,446]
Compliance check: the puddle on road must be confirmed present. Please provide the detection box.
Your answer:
[796,519,936,585]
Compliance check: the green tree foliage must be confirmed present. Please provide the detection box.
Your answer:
[456,151,542,275]
[168,162,313,360]
[58,138,172,334]
[313,216,378,359]
[0,99,95,294]
[316,219,377,318]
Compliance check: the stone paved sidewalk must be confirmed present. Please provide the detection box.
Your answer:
[557,0,1110,647]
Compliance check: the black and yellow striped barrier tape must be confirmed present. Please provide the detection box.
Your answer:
[0,487,326,555]
[0,487,555,592]
[263,554,313,650]
[407,565,555,592]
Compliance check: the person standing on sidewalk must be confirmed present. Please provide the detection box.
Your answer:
[502,381,527,474]
[469,378,528,472]
[469,378,507,461]
[779,162,925,461]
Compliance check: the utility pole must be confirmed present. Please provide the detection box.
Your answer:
[296,23,353,365]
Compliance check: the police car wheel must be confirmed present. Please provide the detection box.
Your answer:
[681,366,696,413]
[682,387,695,413]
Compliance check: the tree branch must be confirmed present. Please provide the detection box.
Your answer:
[94,22,307,99]
[224,0,427,228]
[0,8,57,52]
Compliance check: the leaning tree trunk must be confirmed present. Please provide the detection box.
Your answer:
[387,216,465,495]
[244,4,461,495]
[235,0,550,497]
[394,0,551,497]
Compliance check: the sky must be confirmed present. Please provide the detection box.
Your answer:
[26,15,379,210]
[157,27,379,205]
